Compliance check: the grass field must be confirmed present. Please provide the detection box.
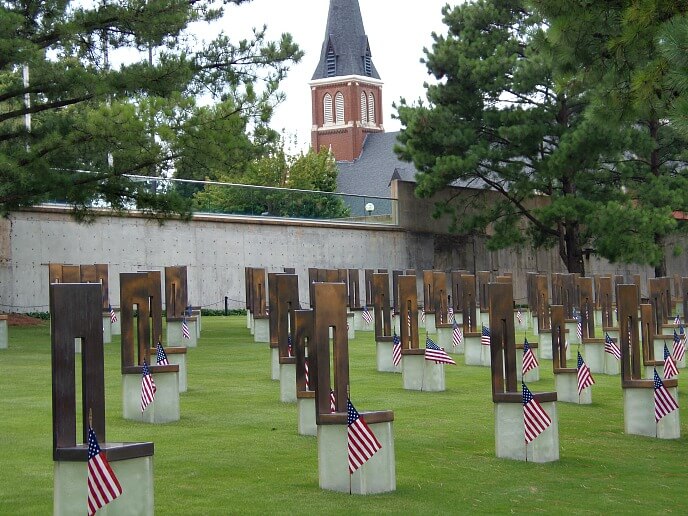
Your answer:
[1,316,686,514]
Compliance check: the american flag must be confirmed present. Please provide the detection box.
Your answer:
[577,314,582,341]
[140,360,156,413]
[155,341,169,366]
[448,306,455,323]
[516,309,523,326]
[330,390,336,413]
[425,336,456,365]
[576,352,595,395]
[392,333,402,367]
[481,325,491,346]
[604,333,621,360]
[663,344,679,380]
[287,333,293,358]
[452,320,463,348]
[654,369,679,422]
[672,330,685,362]
[674,314,681,325]
[362,306,373,325]
[420,307,425,323]
[182,318,191,340]
[304,359,310,391]
[87,426,123,516]
[347,399,382,474]
[523,382,552,444]
[522,339,539,376]
[108,305,117,324]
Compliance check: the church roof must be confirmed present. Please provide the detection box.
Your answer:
[312,0,381,81]
[335,131,491,197]
[336,132,416,197]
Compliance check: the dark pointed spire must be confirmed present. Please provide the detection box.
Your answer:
[312,0,381,81]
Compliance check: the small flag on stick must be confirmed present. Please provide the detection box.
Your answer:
[654,369,679,422]
[522,339,539,376]
[108,305,117,324]
[481,325,491,346]
[663,344,679,379]
[452,320,463,348]
[330,390,336,413]
[182,318,191,340]
[425,336,456,365]
[87,426,123,516]
[523,382,552,444]
[347,399,382,474]
[155,341,169,366]
[672,330,685,362]
[576,352,595,395]
[140,360,156,413]
[362,306,373,325]
[604,333,621,360]
[392,333,401,367]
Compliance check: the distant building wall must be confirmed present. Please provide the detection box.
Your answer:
[1,200,686,313]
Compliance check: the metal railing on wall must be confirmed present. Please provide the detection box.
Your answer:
[43,173,398,226]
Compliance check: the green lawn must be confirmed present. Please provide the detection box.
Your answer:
[1,316,686,514]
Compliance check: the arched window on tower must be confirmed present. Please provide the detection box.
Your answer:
[368,92,375,124]
[335,92,344,124]
[360,92,368,123]
[326,44,336,77]
[364,48,372,77]
[323,93,333,125]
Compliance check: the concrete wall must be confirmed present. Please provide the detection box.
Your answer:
[0,207,409,312]
[1,200,686,313]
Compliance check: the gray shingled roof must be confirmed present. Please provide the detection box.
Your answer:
[335,131,491,197]
[312,0,381,81]
[336,132,416,197]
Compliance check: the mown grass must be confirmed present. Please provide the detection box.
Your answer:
[0,316,686,514]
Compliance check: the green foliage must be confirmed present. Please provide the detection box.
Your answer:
[532,0,688,275]
[193,145,351,220]
[0,0,303,218]
[395,0,628,273]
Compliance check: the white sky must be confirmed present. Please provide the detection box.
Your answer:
[213,0,455,152]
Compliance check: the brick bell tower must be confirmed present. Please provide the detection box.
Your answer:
[311,0,384,162]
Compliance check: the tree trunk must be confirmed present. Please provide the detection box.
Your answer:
[649,117,666,278]
[654,232,667,277]
[557,221,585,275]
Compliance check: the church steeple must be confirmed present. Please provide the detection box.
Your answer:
[310,0,384,162]
[312,0,380,81]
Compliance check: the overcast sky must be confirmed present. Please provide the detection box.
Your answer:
[213,0,456,152]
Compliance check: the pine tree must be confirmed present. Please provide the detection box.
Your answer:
[0,0,303,218]
[395,0,627,274]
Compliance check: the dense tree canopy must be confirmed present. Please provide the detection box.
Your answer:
[0,0,303,218]
[193,145,350,219]
[396,0,688,275]
[532,0,688,276]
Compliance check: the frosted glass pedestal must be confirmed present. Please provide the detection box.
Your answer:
[495,401,559,462]
[102,315,112,344]
[376,338,401,373]
[111,308,121,336]
[401,353,445,391]
[167,318,197,348]
[624,386,680,439]
[464,334,482,366]
[0,315,8,349]
[555,372,592,404]
[253,317,269,343]
[279,362,296,403]
[54,453,153,516]
[122,368,180,423]
[318,419,395,494]
[297,395,316,436]
[271,347,279,381]
[582,340,605,374]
